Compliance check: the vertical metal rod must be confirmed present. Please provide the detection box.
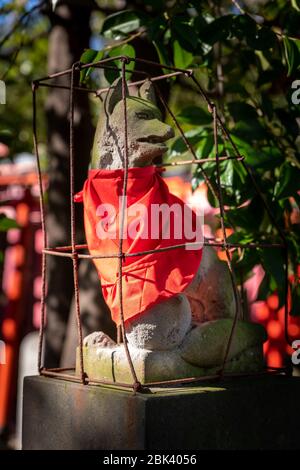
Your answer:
[69,63,86,384]
[211,105,242,373]
[32,84,47,373]
[117,325,122,344]
[119,59,141,392]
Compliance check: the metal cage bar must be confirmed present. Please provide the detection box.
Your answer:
[32,55,291,393]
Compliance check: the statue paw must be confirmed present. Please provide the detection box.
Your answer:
[83,331,116,348]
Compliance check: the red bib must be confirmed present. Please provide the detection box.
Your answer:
[75,166,202,326]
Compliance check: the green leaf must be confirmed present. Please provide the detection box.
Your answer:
[274,163,300,199]
[227,231,256,245]
[291,0,300,12]
[0,215,19,231]
[104,44,135,84]
[102,10,145,39]
[168,129,204,158]
[221,158,234,188]
[282,36,300,76]
[196,134,214,158]
[176,106,212,126]
[173,40,194,69]
[230,135,283,168]
[80,49,103,84]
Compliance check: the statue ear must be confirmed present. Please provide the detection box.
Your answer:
[139,79,157,105]
[105,77,128,114]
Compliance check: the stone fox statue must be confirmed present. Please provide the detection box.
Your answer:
[76,78,266,383]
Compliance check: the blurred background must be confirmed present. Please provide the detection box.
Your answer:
[0,0,300,449]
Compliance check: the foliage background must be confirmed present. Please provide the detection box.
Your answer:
[0,0,300,327]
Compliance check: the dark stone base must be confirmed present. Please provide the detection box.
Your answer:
[22,375,300,450]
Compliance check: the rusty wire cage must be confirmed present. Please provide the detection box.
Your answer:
[32,56,292,393]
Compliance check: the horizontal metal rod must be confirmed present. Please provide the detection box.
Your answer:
[134,57,193,75]
[33,68,73,83]
[144,374,221,386]
[80,55,193,76]
[95,71,184,96]
[36,71,184,97]
[33,56,193,84]
[40,367,283,392]
[42,240,284,260]
[158,155,245,166]
[79,55,131,70]
[40,369,141,390]
[37,82,93,93]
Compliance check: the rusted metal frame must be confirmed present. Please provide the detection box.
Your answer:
[40,367,283,392]
[36,65,149,93]
[211,105,242,374]
[119,58,142,392]
[133,57,194,75]
[42,240,285,260]
[35,82,93,93]
[32,83,48,374]
[69,63,86,384]
[95,71,184,96]
[190,74,292,346]
[80,55,193,75]
[158,155,245,167]
[36,70,185,100]
[40,369,139,390]
[31,55,132,83]
[151,81,219,202]
[33,55,192,85]
[33,60,292,390]
[144,368,282,387]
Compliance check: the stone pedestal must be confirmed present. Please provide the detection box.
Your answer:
[22,375,300,450]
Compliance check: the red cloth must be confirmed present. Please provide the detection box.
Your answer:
[75,166,202,326]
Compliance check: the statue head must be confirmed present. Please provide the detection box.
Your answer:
[91,77,174,169]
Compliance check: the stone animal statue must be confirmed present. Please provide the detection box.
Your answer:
[76,77,266,384]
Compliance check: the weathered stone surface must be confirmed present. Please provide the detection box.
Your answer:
[83,331,116,348]
[23,375,300,449]
[180,319,267,368]
[76,345,203,384]
[125,294,192,350]
[92,78,174,169]
[76,325,265,384]
[185,246,236,323]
